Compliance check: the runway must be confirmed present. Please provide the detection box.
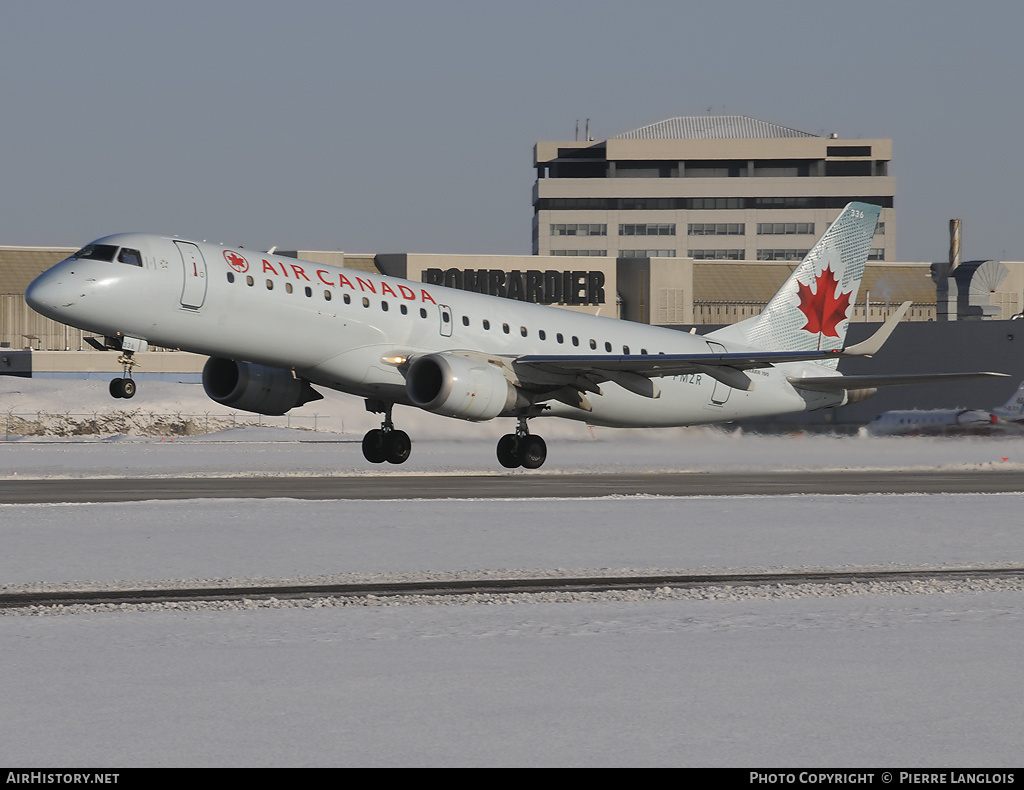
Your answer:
[3,468,1024,503]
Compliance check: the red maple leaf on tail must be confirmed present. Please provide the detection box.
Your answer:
[795,265,852,339]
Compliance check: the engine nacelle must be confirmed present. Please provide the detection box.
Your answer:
[406,353,519,421]
[202,357,322,416]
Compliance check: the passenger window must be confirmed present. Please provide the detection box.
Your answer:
[246,276,254,286]
[362,297,370,307]
[462,316,470,326]
[420,308,427,318]
[641,348,648,355]
[623,345,630,354]
[572,336,579,347]
[401,304,408,315]
[266,279,273,290]
[381,301,389,311]
[483,319,490,330]
[285,283,293,294]
[557,333,564,344]
[503,324,510,334]
[227,272,235,284]
[324,290,332,300]
[589,339,596,350]
[539,330,546,340]
[304,286,312,297]
[605,342,612,352]
[343,293,351,304]
[117,248,143,267]
[521,326,528,337]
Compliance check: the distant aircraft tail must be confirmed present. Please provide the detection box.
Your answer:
[709,202,881,368]
[995,380,1024,418]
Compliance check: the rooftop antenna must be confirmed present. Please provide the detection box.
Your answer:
[586,118,592,142]
[575,119,579,141]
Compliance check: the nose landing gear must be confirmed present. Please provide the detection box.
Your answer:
[497,418,547,469]
[109,351,138,399]
[362,400,411,465]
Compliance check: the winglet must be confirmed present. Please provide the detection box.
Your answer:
[841,301,911,357]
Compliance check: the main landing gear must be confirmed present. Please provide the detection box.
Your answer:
[362,400,411,465]
[109,351,138,399]
[496,418,547,470]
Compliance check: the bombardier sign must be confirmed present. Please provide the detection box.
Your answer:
[422,268,606,306]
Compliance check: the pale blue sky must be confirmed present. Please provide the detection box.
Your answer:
[3,0,1022,262]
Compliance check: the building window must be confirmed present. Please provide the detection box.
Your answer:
[757,223,815,235]
[619,223,676,236]
[550,223,607,236]
[688,223,744,236]
[757,249,810,261]
[868,248,885,261]
[620,249,677,258]
[550,249,608,256]
[689,249,744,260]
[687,197,744,210]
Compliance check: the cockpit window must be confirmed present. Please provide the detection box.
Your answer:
[72,244,118,262]
[117,247,143,267]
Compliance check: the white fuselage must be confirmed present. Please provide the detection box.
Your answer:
[25,233,843,427]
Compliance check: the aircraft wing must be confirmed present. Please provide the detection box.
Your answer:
[511,348,853,398]
[512,300,920,397]
[788,371,1009,392]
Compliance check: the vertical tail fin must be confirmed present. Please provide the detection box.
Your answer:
[709,202,881,368]
[996,380,1024,417]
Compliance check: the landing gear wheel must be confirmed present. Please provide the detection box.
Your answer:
[362,429,387,463]
[518,434,547,469]
[120,379,136,399]
[109,378,124,398]
[384,430,411,465]
[497,434,520,468]
[362,401,414,466]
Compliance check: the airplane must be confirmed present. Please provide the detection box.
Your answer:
[24,202,1005,469]
[865,380,1024,436]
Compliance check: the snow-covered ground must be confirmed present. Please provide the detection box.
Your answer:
[1,377,1022,767]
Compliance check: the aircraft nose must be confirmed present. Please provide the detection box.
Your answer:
[25,266,73,319]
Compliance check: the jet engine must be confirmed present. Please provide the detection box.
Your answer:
[202,357,322,415]
[406,353,519,421]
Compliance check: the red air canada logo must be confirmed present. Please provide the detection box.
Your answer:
[796,264,852,341]
[223,250,249,273]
